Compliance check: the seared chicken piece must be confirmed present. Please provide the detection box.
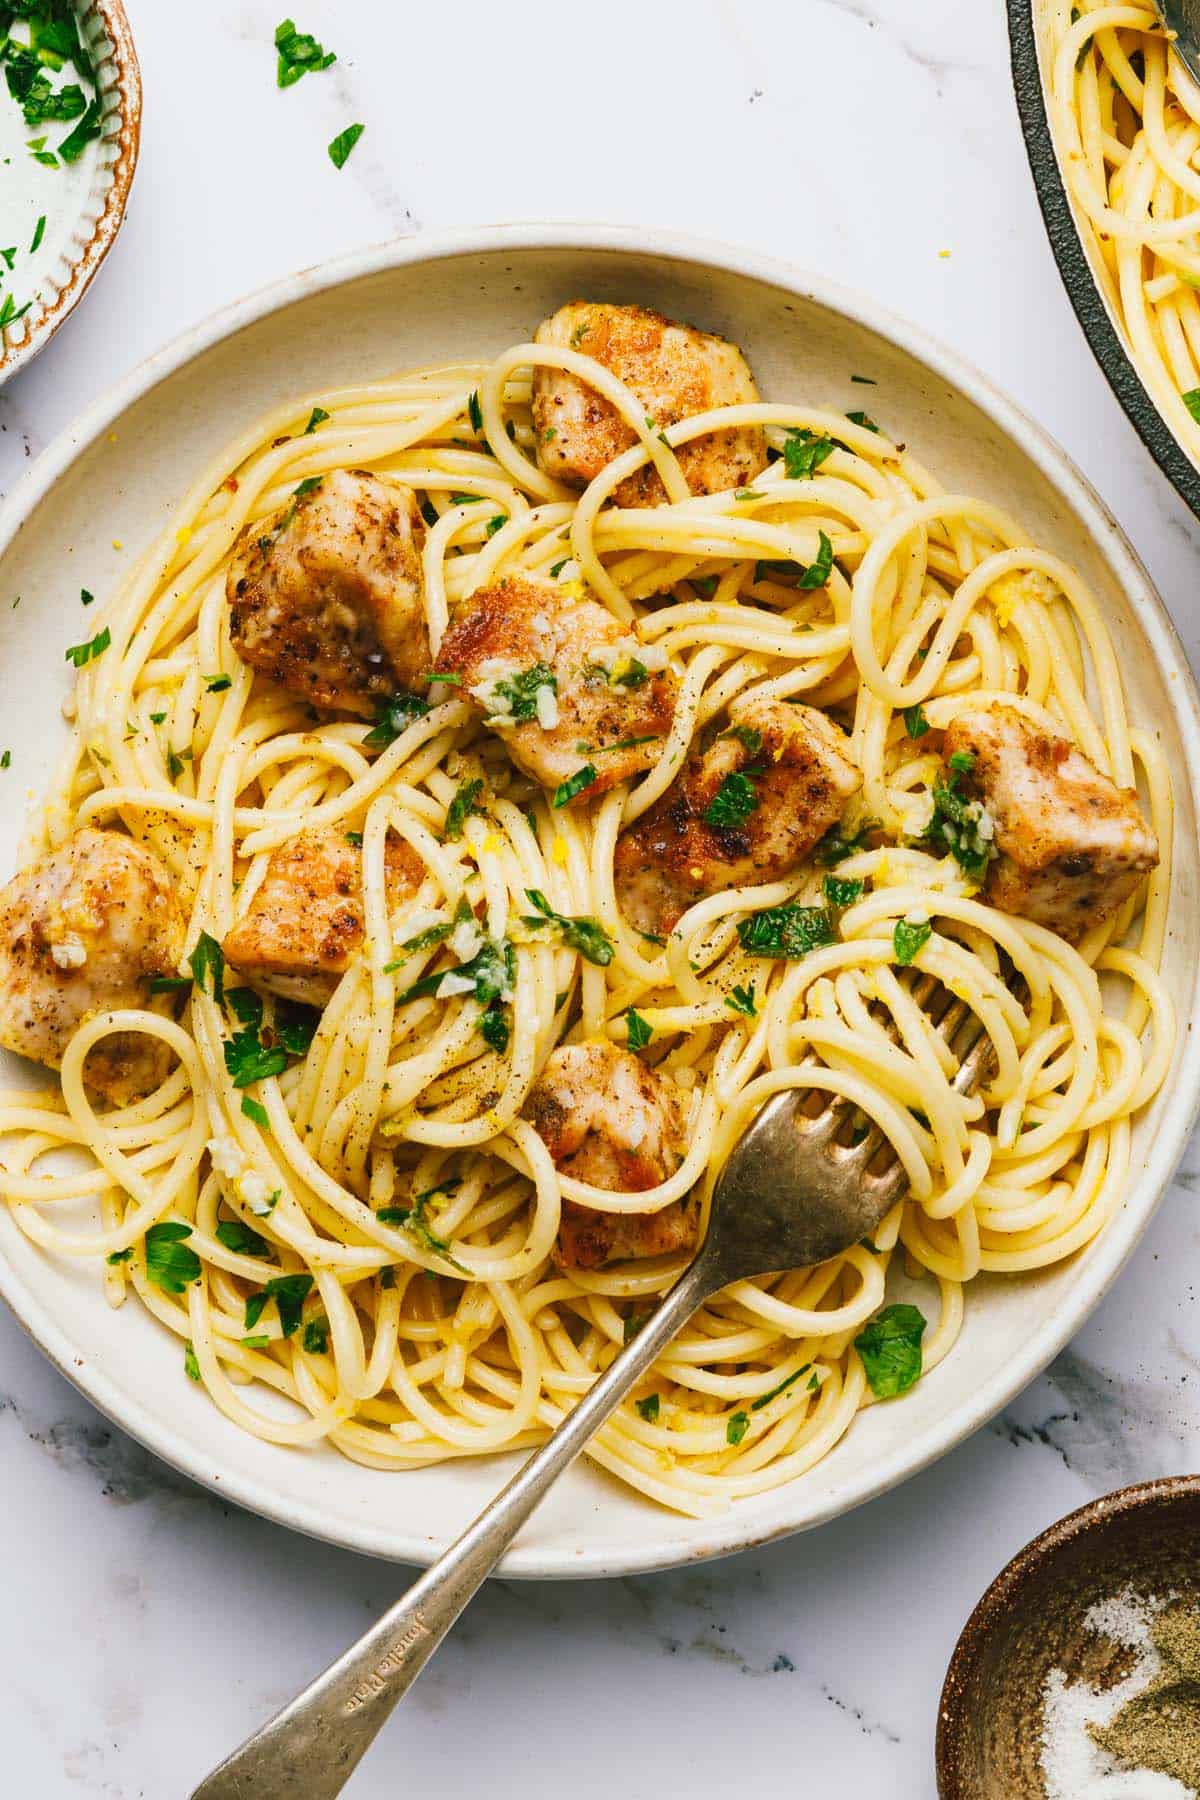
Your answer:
[222,827,424,1003]
[227,468,430,714]
[615,693,861,937]
[0,829,185,1103]
[941,705,1158,938]
[532,302,767,508]
[524,1041,696,1271]
[434,574,677,803]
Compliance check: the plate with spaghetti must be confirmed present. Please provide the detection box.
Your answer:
[0,227,1197,1576]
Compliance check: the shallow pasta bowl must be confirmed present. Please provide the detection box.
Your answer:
[1008,0,1200,516]
[0,224,1198,1578]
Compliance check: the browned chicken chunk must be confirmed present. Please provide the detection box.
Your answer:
[0,829,186,1102]
[532,302,767,508]
[941,705,1158,939]
[524,1041,696,1270]
[614,693,861,937]
[222,827,424,1003]
[434,574,677,803]
[227,468,430,714]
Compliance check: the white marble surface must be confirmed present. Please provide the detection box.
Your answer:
[2,1,1199,1793]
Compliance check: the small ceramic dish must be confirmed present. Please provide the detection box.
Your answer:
[0,0,141,385]
[1008,0,1200,518]
[937,1476,1200,1796]
[1,227,1199,1577]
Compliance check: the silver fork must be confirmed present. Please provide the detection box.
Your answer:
[190,976,993,1799]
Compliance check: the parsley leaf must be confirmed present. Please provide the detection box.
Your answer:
[816,821,876,866]
[224,1032,288,1088]
[552,764,597,808]
[521,889,614,966]
[205,673,232,693]
[245,1272,313,1338]
[184,1340,201,1382]
[106,1247,134,1265]
[783,430,835,481]
[635,1393,660,1423]
[853,1303,926,1398]
[397,937,515,1006]
[376,1186,466,1271]
[488,660,557,724]
[145,1222,201,1295]
[363,690,429,748]
[303,405,329,433]
[823,874,864,908]
[704,769,760,830]
[726,984,757,1017]
[30,214,46,254]
[58,95,102,162]
[903,703,930,738]
[303,1317,329,1354]
[467,389,483,433]
[626,1008,652,1052]
[893,916,931,965]
[215,1218,271,1258]
[188,932,225,1004]
[921,765,994,880]
[479,1002,510,1053]
[751,1364,813,1410]
[1184,389,1200,425]
[722,724,763,754]
[948,749,976,774]
[64,626,110,667]
[737,905,836,960]
[240,1095,270,1128]
[274,18,336,87]
[845,409,880,433]
[726,1410,750,1446]
[328,122,364,168]
[796,529,834,590]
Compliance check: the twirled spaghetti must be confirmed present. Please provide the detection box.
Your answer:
[0,325,1173,1517]
[1049,0,1200,462]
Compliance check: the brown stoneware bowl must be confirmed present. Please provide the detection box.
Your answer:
[937,1477,1200,1797]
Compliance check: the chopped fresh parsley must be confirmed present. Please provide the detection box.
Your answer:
[0,751,8,771]
[488,660,557,724]
[626,1008,652,1052]
[549,558,569,579]
[376,1186,466,1270]
[853,1303,926,1399]
[521,888,614,966]
[328,122,364,168]
[4,43,86,128]
[240,1095,270,1128]
[205,673,232,693]
[444,777,487,841]
[921,763,994,881]
[188,931,225,1004]
[903,703,930,738]
[721,725,763,755]
[184,1341,201,1382]
[363,690,429,748]
[726,1410,750,1446]
[383,919,454,973]
[245,1272,313,1338]
[845,409,880,433]
[850,374,876,385]
[224,1031,288,1089]
[479,1002,510,1053]
[27,136,57,167]
[893,916,931,966]
[1184,389,1200,425]
[344,830,363,848]
[795,529,834,590]
[57,95,101,161]
[948,749,976,774]
[216,1218,271,1258]
[30,214,46,254]
[149,710,166,724]
[302,405,329,433]
[737,904,836,960]
[485,514,506,538]
[303,1317,329,1354]
[726,984,757,1017]
[105,1247,134,1266]
[704,769,760,831]
[274,18,336,87]
[80,587,94,605]
[425,671,463,688]
[635,1393,660,1423]
[610,658,650,688]
[145,1221,201,1295]
[751,1364,812,1411]
[64,626,110,667]
[397,936,515,1006]
[552,764,597,808]
[823,875,864,908]
[783,429,835,481]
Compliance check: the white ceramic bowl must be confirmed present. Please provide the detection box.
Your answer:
[1,225,1198,1578]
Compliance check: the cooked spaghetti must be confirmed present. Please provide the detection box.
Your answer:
[1049,0,1200,462]
[0,304,1173,1516]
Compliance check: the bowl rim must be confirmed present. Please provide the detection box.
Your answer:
[2,221,1200,1578]
[935,1473,1200,1795]
[0,0,143,385]
[1007,0,1200,518]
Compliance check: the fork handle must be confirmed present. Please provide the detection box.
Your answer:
[189,1252,718,1799]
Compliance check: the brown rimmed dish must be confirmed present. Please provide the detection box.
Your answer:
[937,1475,1200,1796]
